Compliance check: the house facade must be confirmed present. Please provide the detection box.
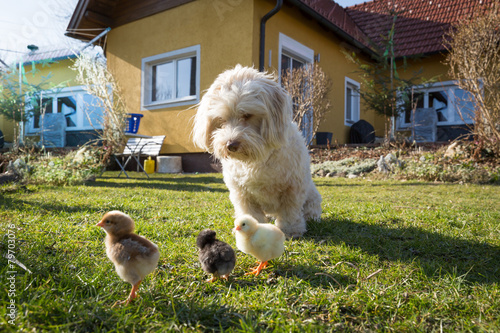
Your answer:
[66,0,492,171]
[0,50,105,147]
[346,0,492,141]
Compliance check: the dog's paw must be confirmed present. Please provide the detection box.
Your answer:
[306,215,322,222]
[285,232,304,240]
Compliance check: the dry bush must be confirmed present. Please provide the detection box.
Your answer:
[281,63,332,146]
[445,4,500,158]
[72,51,129,163]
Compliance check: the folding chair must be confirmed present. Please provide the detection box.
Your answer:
[113,135,165,178]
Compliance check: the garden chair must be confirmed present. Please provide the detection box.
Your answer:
[113,135,165,179]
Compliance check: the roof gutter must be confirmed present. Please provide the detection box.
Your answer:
[259,0,283,72]
[286,0,376,58]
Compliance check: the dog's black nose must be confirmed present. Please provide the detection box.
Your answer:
[227,141,240,152]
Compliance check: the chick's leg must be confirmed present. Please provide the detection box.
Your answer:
[127,280,142,303]
[113,280,142,307]
[206,275,218,283]
[245,261,268,276]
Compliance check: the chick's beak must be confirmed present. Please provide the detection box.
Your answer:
[235,226,241,231]
[96,220,105,228]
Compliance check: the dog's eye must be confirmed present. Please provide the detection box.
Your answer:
[214,117,225,128]
[241,114,252,121]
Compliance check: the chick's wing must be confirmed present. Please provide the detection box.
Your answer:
[251,225,281,248]
[112,234,158,264]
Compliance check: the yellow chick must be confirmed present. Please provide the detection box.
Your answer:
[233,215,285,276]
[96,211,159,306]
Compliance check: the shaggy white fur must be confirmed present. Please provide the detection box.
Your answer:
[192,65,322,237]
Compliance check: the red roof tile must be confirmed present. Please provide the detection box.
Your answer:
[298,0,371,46]
[345,0,496,57]
[292,0,373,53]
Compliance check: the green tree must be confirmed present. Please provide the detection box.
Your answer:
[344,11,432,143]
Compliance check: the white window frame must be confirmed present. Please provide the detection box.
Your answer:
[345,77,360,126]
[25,86,104,134]
[278,33,316,145]
[141,45,200,110]
[278,33,314,80]
[398,80,476,129]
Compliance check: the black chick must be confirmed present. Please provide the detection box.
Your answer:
[197,229,236,282]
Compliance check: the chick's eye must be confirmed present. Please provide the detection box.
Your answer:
[105,220,110,224]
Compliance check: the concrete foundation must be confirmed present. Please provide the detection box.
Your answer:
[156,156,182,173]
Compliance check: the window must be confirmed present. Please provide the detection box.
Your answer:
[399,81,475,128]
[26,86,104,133]
[278,33,314,78]
[281,53,305,74]
[142,45,200,110]
[345,77,360,125]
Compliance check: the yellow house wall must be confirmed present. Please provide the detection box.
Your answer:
[401,53,451,83]
[0,58,77,143]
[106,0,256,154]
[0,115,15,143]
[23,58,78,87]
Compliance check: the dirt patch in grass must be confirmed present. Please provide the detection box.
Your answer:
[310,142,500,184]
[309,143,443,164]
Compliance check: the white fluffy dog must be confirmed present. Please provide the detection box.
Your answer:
[192,65,322,238]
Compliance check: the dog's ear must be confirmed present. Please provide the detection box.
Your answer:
[192,99,216,153]
[260,82,292,148]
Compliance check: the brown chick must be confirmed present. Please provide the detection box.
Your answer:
[233,215,285,276]
[96,211,159,306]
[197,229,236,282]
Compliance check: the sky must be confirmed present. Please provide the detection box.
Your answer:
[335,0,367,7]
[0,0,82,66]
[0,0,367,66]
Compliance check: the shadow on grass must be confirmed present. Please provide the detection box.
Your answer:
[149,298,244,331]
[314,179,463,187]
[0,195,99,215]
[88,175,227,192]
[305,217,500,284]
[150,267,352,331]
[276,264,358,288]
[0,175,228,215]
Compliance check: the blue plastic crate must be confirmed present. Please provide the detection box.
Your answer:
[126,113,143,134]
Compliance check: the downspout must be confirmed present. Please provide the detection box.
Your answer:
[259,0,283,72]
[81,27,111,51]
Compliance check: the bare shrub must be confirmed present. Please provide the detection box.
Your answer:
[71,51,129,163]
[281,63,332,146]
[445,4,500,158]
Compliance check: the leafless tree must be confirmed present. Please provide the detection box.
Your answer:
[445,3,500,157]
[72,51,129,163]
[281,63,332,146]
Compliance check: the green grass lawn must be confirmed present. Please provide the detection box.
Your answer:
[1,172,499,332]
